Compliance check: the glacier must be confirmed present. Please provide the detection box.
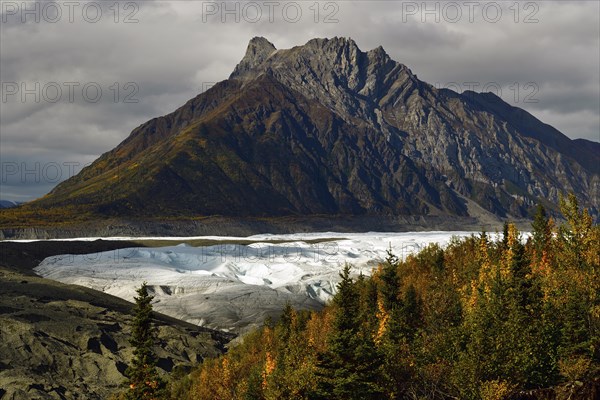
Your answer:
[33,231,487,333]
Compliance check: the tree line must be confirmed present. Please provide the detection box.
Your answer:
[121,193,600,399]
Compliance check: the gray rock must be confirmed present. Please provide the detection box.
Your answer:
[0,264,233,399]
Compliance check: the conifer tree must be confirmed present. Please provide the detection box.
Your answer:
[554,194,599,380]
[502,221,510,249]
[126,282,166,400]
[380,249,400,311]
[314,264,383,399]
[532,205,550,245]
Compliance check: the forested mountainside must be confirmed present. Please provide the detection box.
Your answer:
[161,195,599,400]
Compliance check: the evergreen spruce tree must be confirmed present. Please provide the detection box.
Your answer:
[502,220,510,249]
[555,194,599,379]
[532,204,549,243]
[380,249,400,311]
[126,282,166,400]
[314,264,384,399]
[531,204,552,260]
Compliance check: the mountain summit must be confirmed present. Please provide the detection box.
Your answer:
[231,36,277,77]
[10,37,600,226]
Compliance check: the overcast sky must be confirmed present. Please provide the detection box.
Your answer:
[1,0,599,201]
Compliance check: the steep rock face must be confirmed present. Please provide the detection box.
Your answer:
[21,37,600,220]
[229,37,599,217]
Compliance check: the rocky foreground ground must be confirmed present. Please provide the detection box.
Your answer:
[0,241,234,400]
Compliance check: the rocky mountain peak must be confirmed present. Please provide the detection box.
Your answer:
[301,37,396,74]
[367,45,390,61]
[304,36,361,55]
[231,37,398,82]
[229,37,414,126]
[230,36,277,78]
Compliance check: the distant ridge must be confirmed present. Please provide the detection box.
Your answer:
[0,200,22,209]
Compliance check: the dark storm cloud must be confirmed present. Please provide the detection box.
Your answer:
[1,0,598,201]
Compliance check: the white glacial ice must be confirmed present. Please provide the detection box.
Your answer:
[34,231,483,333]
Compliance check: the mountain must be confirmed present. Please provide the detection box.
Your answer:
[4,37,599,229]
[0,200,21,209]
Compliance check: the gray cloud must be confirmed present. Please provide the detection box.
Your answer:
[1,0,598,201]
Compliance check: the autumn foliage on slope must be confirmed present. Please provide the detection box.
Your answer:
[170,194,599,400]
